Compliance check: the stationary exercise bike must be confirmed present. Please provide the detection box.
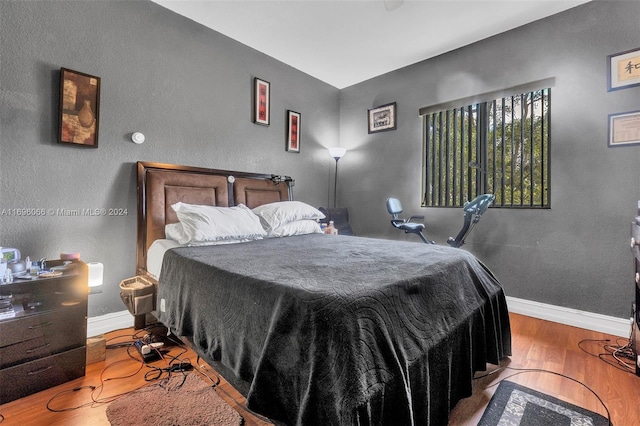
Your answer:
[386,194,495,248]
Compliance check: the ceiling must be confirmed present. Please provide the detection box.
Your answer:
[153,0,591,89]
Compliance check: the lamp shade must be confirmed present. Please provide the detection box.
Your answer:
[328,146,346,160]
[87,262,104,288]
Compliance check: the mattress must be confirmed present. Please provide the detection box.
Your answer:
[157,234,511,425]
[147,239,181,279]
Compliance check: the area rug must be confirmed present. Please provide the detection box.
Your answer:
[106,373,243,426]
[478,381,609,426]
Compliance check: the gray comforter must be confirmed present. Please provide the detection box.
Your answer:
[157,234,511,425]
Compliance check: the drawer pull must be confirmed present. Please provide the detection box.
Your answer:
[26,343,52,354]
[27,365,52,376]
[28,322,53,330]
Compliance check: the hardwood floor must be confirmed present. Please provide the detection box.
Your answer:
[1,313,638,425]
[449,313,640,425]
[0,328,271,426]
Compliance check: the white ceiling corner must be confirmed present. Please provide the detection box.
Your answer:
[152,0,591,89]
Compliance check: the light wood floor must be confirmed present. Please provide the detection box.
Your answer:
[449,313,640,425]
[1,313,639,425]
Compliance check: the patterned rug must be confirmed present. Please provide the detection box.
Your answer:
[478,381,610,426]
[106,373,243,426]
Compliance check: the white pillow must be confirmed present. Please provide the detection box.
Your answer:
[165,222,189,244]
[252,201,325,233]
[268,219,323,238]
[171,202,266,245]
[165,222,252,246]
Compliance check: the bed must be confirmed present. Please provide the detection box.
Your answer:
[136,161,511,426]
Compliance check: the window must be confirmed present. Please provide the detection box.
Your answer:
[421,88,550,208]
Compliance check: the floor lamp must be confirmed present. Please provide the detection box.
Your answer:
[328,146,346,208]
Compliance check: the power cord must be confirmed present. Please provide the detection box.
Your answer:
[36,332,268,424]
[578,338,635,373]
[46,351,148,412]
[45,386,98,412]
[46,333,188,412]
[144,355,192,382]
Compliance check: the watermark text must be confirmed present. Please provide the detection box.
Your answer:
[0,207,129,217]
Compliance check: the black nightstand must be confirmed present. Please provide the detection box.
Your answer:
[0,259,88,404]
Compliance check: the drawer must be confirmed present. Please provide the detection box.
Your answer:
[0,305,86,349]
[0,346,86,404]
[0,330,84,368]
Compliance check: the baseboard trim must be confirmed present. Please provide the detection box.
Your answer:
[87,310,133,337]
[88,299,632,339]
[506,296,631,338]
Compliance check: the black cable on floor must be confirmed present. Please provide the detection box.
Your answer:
[578,338,635,373]
[475,366,612,426]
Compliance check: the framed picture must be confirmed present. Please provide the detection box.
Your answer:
[367,102,396,133]
[253,77,270,126]
[608,110,640,147]
[59,68,100,147]
[286,110,301,152]
[607,47,640,91]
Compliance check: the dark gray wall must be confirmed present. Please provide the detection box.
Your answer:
[339,1,640,319]
[2,0,638,321]
[0,1,340,316]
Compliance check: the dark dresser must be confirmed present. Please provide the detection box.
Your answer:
[0,259,88,404]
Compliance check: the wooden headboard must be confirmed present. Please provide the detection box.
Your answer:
[136,161,294,274]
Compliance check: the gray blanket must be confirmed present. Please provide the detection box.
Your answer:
[158,234,511,425]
